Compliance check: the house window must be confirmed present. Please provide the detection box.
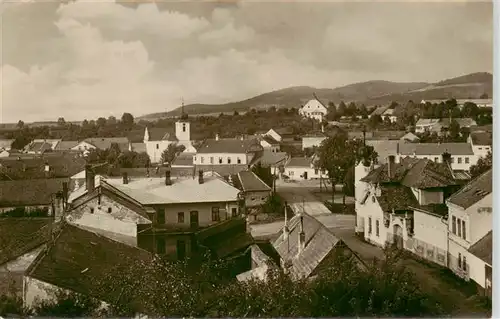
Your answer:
[178,212,185,223]
[372,196,376,203]
[478,147,483,150]
[156,238,166,254]
[210,157,214,164]
[465,157,469,164]
[90,208,94,214]
[451,157,455,163]
[452,216,456,234]
[434,157,439,163]
[289,171,294,176]
[423,157,428,160]
[200,157,204,164]
[157,209,165,224]
[462,256,467,271]
[211,207,220,222]
[227,157,231,164]
[462,220,466,240]
[457,218,462,237]
[231,207,237,216]
[156,144,159,149]
[368,217,372,234]
[314,169,318,174]
[219,157,223,164]
[237,158,241,164]
[376,220,380,237]
[182,123,186,132]
[457,157,462,164]
[107,207,112,213]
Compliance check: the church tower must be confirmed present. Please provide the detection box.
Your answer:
[175,99,190,142]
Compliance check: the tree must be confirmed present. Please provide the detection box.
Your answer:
[327,102,337,121]
[469,151,492,179]
[316,134,377,204]
[121,113,134,126]
[57,117,66,126]
[160,144,186,165]
[11,135,31,150]
[96,117,107,127]
[462,102,479,118]
[251,162,274,188]
[347,102,357,116]
[359,104,368,119]
[337,101,347,117]
[368,114,382,128]
[17,120,24,129]
[107,116,117,125]
[32,290,101,317]
[448,119,461,140]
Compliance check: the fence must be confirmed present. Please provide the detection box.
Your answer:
[386,233,448,268]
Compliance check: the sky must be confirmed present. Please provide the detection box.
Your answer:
[0,0,493,123]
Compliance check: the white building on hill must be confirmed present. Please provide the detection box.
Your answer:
[299,98,328,122]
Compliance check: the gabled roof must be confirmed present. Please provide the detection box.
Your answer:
[27,223,153,310]
[286,157,312,168]
[82,137,129,150]
[377,185,420,212]
[130,143,147,153]
[470,131,492,146]
[196,138,262,154]
[468,231,492,265]
[401,132,420,142]
[237,170,271,192]
[447,169,492,209]
[370,105,390,116]
[269,127,294,136]
[54,141,79,151]
[361,157,457,189]
[0,218,51,266]
[398,142,474,156]
[104,174,240,205]
[415,118,440,126]
[257,151,288,167]
[147,127,178,142]
[365,140,399,164]
[261,135,280,146]
[0,178,69,207]
[273,214,364,280]
[440,117,477,128]
[301,99,328,112]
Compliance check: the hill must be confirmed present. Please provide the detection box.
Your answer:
[138,72,492,120]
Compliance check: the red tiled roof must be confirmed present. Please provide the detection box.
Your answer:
[468,231,492,265]
[0,178,69,207]
[197,138,262,154]
[237,170,271,192]
[447,169,492,209]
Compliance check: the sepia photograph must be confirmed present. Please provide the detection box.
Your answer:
[0,0,495,317]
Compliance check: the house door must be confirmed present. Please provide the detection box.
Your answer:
[190,211,199,229]
[177,240,186,260]
[303,171,308,180]
[393,224,404,249]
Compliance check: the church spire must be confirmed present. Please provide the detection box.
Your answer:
[180,97,188,120]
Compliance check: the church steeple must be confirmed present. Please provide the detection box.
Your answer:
[180,97,188,121]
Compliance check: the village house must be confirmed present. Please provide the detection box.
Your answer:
[446,169,492,297]
[229,170,272,222]
[397,142,477,172]
[0,139,14,151]
[284,156,324,181]
[347,130,409,141]
[0,218,52,296]
[238,212,366,282]
[193,135,263,176]
[0,178,69,215]
[66,166,252,261]
[23,223,153,315]
[264,127,295,143]
[368,105,390,119]
[467,131,492,159]
[24,139,62,154]
[415,118,477,135]
[259,135,281,153]
[0,153,86,181]
[355,155,460,250]
[298,98,328,122]
[364,140,399,164]
[381,108,398,123]
[255,150,288,171]
[53,141,79,152]
[71,137,129,155]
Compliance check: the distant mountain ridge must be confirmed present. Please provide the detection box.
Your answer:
[139,72,492,120]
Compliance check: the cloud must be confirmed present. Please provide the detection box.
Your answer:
[0,0,493,123]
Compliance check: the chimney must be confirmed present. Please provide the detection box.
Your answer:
[62,182,68,208]
[53,192,65,222]
[198,170,204,184]
[165,170,172,186]
[283,201,290,240]
[442,152,452,165]
[122,172,129,184]
[215,134,219,141]
[298,215,306,254]
[387,155,395,179]
[85,165,95,192]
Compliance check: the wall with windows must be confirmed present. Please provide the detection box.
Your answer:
[243,190,272,208]
[410,209,448,266]
[68,194,152,247]
[285,166,325,181]
[145,140,172,163]
[193,153,247,165]
[360,187,387,247]
[396,154,477,170]
[152,201,239,229]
